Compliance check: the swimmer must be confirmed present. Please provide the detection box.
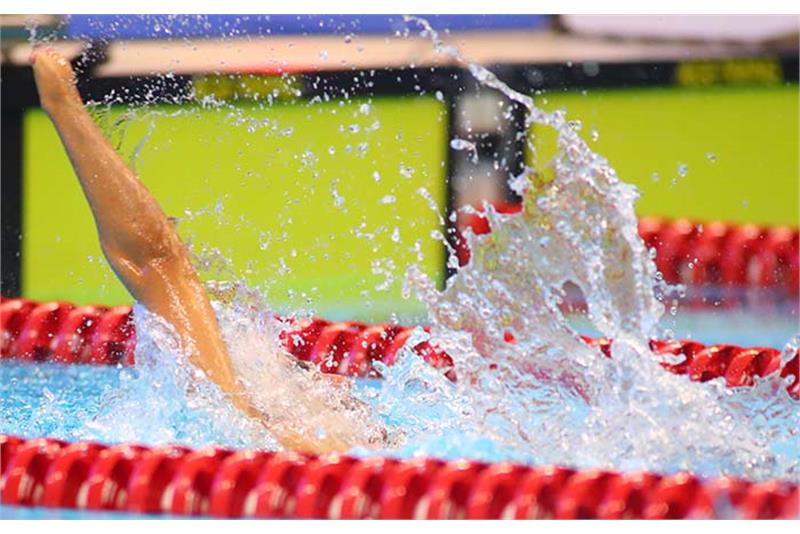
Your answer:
[31,49,387,453]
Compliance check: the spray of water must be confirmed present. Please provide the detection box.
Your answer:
[357,16,799,481]
[7,16,797,481]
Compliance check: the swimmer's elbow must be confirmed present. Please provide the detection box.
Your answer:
[99,219,186,277]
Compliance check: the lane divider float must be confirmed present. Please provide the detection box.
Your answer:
[455,212,799,302]
[1,297,798,398]
[1,434,797,519]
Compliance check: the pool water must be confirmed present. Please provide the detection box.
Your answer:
[6,15,798,520]
[0,505,167,520]
[1,307,797,519]
[2,307,796,449]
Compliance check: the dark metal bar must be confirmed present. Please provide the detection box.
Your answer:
[1,65,39,297]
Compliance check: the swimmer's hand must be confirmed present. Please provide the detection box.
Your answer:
[31,49,83,115]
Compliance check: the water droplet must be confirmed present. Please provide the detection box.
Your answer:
[536,196,550,210]
[706,152,717,163]
[330,181,345,209]
[678,163,688,177]
[450,138,478,163]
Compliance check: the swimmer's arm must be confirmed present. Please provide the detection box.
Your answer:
[33,50,260,403]
[32,51,179,275]
[32,51,228,377]
[31,50,244,416]
[31,50,353,454]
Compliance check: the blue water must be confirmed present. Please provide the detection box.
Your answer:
[0,505,169,520]
[0,308,796,519]
[0,308,794,519]
[2,308,795,445]
[10,13,799,518]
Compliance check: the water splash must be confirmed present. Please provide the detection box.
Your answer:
[74,304,277,449]
[450,138,479,164]
[7,15,797,481]
[54,297,392,452]
[210,286,392,451]
[363,16,800,481]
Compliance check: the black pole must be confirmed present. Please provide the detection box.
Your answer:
[1,107,23,297]
[1,65,36,297]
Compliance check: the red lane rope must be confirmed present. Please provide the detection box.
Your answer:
[2,217,797,519]
[0,434,796,519]
[455,210,799,300]
[1,297,798,398]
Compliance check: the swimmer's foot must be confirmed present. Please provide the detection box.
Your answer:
[31,49,83,115]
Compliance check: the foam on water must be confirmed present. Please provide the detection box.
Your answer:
[76,304,278,449]
[6,16,797,482]
[359,17,799,480]
[206,287,391,451]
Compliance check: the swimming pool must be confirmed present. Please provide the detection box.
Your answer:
[1,288,798,519]
[3,111,798,518]
[2,15,798,520]
[2,218,799,520]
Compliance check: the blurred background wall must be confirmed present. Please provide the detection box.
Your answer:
[2,14,797,320]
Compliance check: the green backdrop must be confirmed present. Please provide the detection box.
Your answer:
[23,96,448,320]
[21,84,799,317]
[531,85,798,226]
